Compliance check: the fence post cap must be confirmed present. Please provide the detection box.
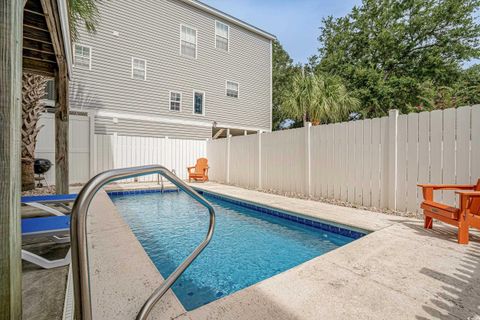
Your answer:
[388,109,399,117]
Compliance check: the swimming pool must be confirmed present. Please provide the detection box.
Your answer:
[110,190,365,310]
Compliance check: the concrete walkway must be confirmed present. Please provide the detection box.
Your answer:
[186,183,480,320]
[23,182,480,319]
[85,182,480,320]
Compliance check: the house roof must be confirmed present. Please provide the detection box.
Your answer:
[179,0,276,40]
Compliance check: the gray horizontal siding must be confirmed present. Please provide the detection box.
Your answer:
[95,116,211,140]
[70,0,271,133]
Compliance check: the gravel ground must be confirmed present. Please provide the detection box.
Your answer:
[218,183,423,219]
[21,186,56,196]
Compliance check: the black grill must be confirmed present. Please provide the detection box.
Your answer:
[34,158,52,175]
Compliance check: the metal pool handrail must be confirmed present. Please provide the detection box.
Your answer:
[70,165,216,320]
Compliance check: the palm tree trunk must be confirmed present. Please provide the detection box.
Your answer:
[21,161,35,191]
[21,73,47,191]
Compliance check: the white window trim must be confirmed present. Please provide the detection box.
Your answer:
[131,57,147,81]
[74,43,92,70]
[215,20,230,52]
[179,24,198,59]
[42,99,55,107]
[192,90,206,116]
[169,90,182,112]
[41,79,55,107]
[225,80,239,98]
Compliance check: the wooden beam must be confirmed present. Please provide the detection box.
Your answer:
[23,37,55,53]
[24,0,43,13]
[23,48,56,63]
[0,0,23,318]
[213,128,225,139]
[23,24,51,43]
[23,9,48,31]
[22,56,55,76]
[23,8,43,16]
[41,0,69,193]
[54,58,69,194]
[23,22,49,32]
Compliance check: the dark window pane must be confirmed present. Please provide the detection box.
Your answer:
[194,92,203,114]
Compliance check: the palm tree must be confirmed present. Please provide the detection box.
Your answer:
[21,0,100,191]
[311,74,360,124]
[21,74,47,191]
[281,70,319,126]
[281,71,359,126]
[68,0,100,40]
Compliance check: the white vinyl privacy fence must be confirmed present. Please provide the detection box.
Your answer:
[36,112,207,185]
[207,106,480,213]
[36,112,92,185]
[93,135,206,181]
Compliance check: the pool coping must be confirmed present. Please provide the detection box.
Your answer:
[87,190,189,319]
[88,183,480,320]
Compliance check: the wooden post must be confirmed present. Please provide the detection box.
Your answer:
[55,59,69,194]
[0,0,23,318]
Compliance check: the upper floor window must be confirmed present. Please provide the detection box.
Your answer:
[74,44,91,69]
[169,91,181,111]
[215,21,229,51]
[193,91,205,115]
[180,24,197,58]
[42,79,56,108]
[226,81,239,98]
[131,58,147,80]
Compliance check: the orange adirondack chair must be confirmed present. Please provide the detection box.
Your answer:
[187,158,209,182]
[418,179,480,244]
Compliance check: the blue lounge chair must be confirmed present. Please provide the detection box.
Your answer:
[21,194,76,269]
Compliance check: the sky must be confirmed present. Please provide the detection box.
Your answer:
[202,0,361,64]
[202,0,478,68]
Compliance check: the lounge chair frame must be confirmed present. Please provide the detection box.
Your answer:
[419,180,480,244]
[21,194,76,269]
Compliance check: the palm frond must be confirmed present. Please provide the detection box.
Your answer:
[69,0,100,40]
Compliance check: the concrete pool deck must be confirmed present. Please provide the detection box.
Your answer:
[23,181,480,319]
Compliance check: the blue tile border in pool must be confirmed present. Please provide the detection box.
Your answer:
[107,187,367,240]
[107,188,179,197]
[196,190,367,240]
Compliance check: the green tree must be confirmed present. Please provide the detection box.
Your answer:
[69,0,100,39]
[281,71,359,126]
[412,64,480,111]
[456,64,480,105]
[314,0,480,116]
[272,40,298,129]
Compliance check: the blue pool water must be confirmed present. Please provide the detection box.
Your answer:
[110,191,359,310]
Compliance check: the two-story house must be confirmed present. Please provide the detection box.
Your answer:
[69,0,274,140]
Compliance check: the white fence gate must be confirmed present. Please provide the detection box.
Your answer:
[36,112,92,185]
[207,106,480,213]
